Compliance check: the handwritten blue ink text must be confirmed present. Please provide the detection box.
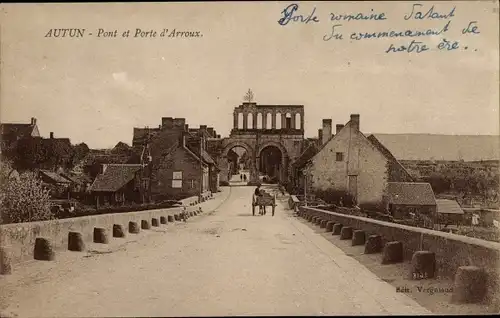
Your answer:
[404,4,456,20]
[350,21,450,40]
[462,21,480,34]
[278,4,320,26]
[330,9,386,22]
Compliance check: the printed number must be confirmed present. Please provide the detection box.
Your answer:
[412,272,428,280]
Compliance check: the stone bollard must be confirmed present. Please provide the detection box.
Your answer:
[113,224,126,238]
[332,223,343,235]
[189,211,194,217]
[129,221,140,234]
[326,221,335,232]
[340,226,353,240]
[352,230,366,246]
[141,220,151,230]
[365,235,383,254]
[34,238,55,261]
[0,247,12,275]
[167,215,174,223]
[93,228,109,244]
[410,251,435,280]
[452,266,488,304]
[381,241,403,264]
[316,218,323,225]
[152,218,159,227]
[68,231,85,251]
[320,220,327,228]
[160,216,167,224]
[174,214,180,221]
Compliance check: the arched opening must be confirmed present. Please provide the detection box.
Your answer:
[247,113,254,129]
[238,113,244,129]
[285,113,292,129]
[275,112,282,129]
[259,145,283,184]
[266,113,272,129]
[257,113,263,129]
[295,113,301,130]
[227,146,250,184]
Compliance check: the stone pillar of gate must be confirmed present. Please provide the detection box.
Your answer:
[218,157,230,183]
[233,112,238,129]
[247,151,260,185]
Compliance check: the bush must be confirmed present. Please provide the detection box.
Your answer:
[0,170,53,224]
[219,181,230,186]
[313,189,354,207]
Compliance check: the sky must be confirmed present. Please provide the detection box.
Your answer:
[1,1,499,149]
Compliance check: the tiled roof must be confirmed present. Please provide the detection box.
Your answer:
[292,143,318,169]
[90,164,142,192]
[387,182,436,206]
[436,199,464,215]
[40,170,72,184]
[0,123,35,137]
[371,134,500,161]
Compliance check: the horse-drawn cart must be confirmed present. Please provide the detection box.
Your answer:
[252,193,276,216]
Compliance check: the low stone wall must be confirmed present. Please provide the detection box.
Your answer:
[0,198,207,266]
[300,206,500,304]
[180,192,212,206]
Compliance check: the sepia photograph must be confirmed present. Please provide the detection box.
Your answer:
[0,1,499,316]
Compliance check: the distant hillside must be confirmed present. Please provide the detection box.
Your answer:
[371,134,499,162]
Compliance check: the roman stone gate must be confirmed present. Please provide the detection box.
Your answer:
[210,102,305,185]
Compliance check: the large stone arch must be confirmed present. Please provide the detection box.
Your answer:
[221,140,254,158]
[257,141,289,159]
[219,139,259,184]
[257,141,289,183]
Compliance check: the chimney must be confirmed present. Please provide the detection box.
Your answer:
[161,117,174,129]
[318,129,323,142]
[50,132,54,139]
[100,164,108,174]
[172,118,186,130]
[207,127,214,137]
[322,119,332,145]
[350,114,360,131]
[200,125,207,130]
[31,117,37,126]
[336,124,344,134]
[216,134,221,139]
[184,124,189,132]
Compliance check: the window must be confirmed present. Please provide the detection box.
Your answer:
[172,171,182,188]
[336,152,344,161]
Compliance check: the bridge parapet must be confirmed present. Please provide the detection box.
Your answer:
[299,206,500,305]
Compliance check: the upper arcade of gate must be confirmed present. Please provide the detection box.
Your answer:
[232,102,305,133]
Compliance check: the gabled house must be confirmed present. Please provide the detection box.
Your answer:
[133,117,220,202]
[386,182,437,219]
[0,117,40,155]
[89,163,151,207]
[39,169,72,199]
[306,114,424,209]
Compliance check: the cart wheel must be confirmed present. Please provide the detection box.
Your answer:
[252,206,255,216]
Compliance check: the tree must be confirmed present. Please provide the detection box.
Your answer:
[243,89,254,103]
[0,161,53,224]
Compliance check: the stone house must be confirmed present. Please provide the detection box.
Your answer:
[305,114,418,208]
[132,117,219,202]
[386,182,437,221]
[89,163,151,207]
[0,117,40,156]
